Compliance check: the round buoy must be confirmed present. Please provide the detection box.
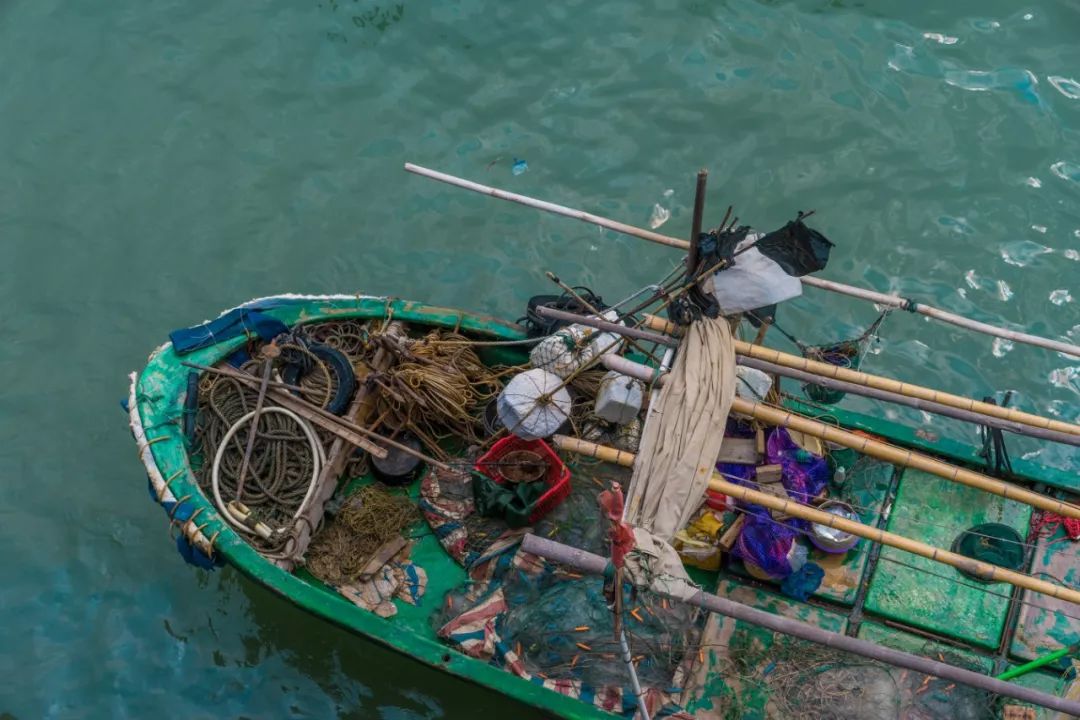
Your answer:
[372,433,424,486]
[497,369,572,441]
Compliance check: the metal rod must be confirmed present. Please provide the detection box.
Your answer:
[404,162,687,249]
[533,306,677,347]
[619,629,651,720]
[687,169,708,273]
[404,163,1080,359]
[544,271,659,364]
[234,355,274,500]
[519,534,1080,716]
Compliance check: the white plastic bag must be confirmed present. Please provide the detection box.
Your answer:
[708,235,802,315]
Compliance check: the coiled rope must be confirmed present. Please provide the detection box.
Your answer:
[211,406,325,538]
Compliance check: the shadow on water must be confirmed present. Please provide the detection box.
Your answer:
[230,568,549,719]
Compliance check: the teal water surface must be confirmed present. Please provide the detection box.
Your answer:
[2,1,1079,717]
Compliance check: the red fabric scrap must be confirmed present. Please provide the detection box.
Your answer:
[598,483,635,569]
[1031,511,1080,542]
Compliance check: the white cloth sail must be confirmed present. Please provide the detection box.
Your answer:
[623,315,737,540]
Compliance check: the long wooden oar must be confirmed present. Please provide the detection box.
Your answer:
[522,533,1080,717]
[551,435,1080,606]
[404,163,1080,359]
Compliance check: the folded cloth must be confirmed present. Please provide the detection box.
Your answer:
[169,308,288,355]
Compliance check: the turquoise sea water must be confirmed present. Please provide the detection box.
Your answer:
[2,1,1078,717]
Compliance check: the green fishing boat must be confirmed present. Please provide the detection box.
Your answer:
[127,169,1080,720]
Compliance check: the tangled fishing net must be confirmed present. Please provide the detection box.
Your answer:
[500,574,697,689]
[305,484,419,585]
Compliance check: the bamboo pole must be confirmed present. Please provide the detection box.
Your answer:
[601,353,1080,448]
[404,163,1080,359]
[521,533,1080,717]
[550,435,1080,606]
[732,342,1080,437]
[403,163,687,249]
[640,312,1080,438]
[601,351,1080,517]
[558,376,1080,518]
[800,275,1080,359]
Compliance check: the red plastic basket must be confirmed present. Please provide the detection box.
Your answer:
[474,436,571,524]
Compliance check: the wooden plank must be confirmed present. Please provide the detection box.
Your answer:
[261,385,388,459]
[755,463,782,484]
[715,437,758,465]
[717,514,745,552]
[358,536,410,580]
[281,321,405,569]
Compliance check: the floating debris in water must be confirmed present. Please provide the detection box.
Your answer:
[511,158,528,176]
[963,269,980,289]
[1051,161,1080,182]
[992,337,1014,358]
[648,203,671,229]
[1025,176,1042,187]
[1065,249,1079,261]
[1050,289,1073,306]
[1049,366,1078,391]
[1032,224,1048,234]
[923,32,958,45]
[996,279,1014,302]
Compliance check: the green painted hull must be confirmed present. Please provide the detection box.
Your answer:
[129,294,1078,719]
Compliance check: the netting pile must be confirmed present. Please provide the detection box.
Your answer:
[500,574,697,689]
[305,485,419,585]
[424,459,698,715]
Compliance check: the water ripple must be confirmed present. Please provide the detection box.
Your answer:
[1000,240,1052,267]
[1049,76,1080,100]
